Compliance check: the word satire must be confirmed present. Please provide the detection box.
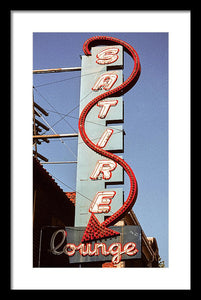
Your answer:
[50,229,139,264]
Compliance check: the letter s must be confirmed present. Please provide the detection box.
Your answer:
[96,47,119,65]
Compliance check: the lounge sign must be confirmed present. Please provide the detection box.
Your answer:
[39,226,141,266]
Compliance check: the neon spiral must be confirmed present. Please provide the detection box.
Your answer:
[79,36,141,243]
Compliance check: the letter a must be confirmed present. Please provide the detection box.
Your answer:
[92,72,118,91]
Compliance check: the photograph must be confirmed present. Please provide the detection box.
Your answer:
[33,32,168,268]
[11,11,190,290]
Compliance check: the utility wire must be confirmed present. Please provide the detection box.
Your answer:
[34,107,77,159]
[50,172,117,215]
[33,70,124,160]
[50,89,94,130]
[33,68,104,132]
[47,109,124,132]
[34,86,123,138]
[34,87,124,150]
[33,86,78,134]
[33,69,103,88]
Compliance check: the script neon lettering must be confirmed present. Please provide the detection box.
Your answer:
[108,243,122,264]
[64,243,76,256]
[50,230,138,265]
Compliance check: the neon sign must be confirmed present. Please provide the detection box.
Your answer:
[75,41,126,229]
[39,37,142,266]
[76,36,141,244]
[50,229,139,264]
[38,225,141,266]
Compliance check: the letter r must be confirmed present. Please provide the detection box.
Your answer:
[90,160,117,180]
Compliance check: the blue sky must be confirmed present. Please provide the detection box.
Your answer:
[33,32,168,266]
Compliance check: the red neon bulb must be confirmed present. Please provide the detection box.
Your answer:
[79,36,141,243]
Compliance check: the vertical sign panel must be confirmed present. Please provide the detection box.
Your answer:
[75,46,124,227]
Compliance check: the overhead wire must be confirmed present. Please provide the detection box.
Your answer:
[33,68,105,132]
[33,68,124,190]
[33,85,124,156]
[49,89,94,130]
[45,111,124,147]
[34,107,77,159]
[33,86,78,134]
[33,69,103,88]
[34,86,124,138]
[50,172,118,216]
